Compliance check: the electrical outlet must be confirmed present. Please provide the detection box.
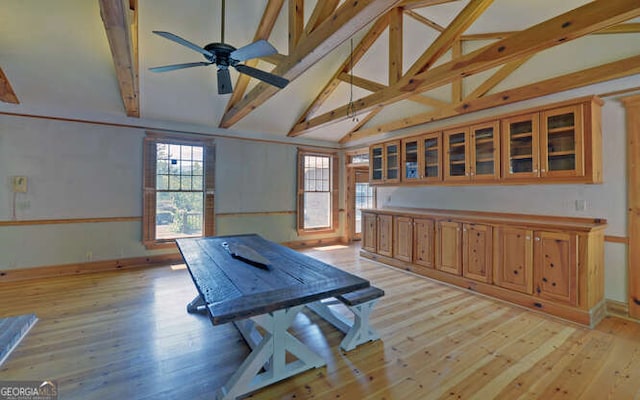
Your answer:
[12,176,27,193]
[86,251,93,261]
[575,199,587,211]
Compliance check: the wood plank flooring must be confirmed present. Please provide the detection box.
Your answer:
[0,243,639,399]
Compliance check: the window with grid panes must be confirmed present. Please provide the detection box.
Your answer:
[297,149,338,233]
[143,133,215,248]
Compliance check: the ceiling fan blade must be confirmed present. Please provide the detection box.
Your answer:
[217,68,233,95]
[149,62,212,73]
[230,40,277,62]
[234,64,289,89]
[152,31,214,58]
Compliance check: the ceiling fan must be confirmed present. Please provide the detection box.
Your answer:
[149,0,289,95]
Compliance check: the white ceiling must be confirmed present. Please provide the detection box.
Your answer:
[0,0,638,146]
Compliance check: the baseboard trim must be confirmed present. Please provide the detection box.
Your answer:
[0,253,183,283]
[606,299,631,320]
[282,237,347,249]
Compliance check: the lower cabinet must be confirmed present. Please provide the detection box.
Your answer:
[494,226,534,294]
[393,216,413,262]
[359,208,606,327]
[414,218,435,268]
[362,213,377,252]
[436,220,462,275]
[462,223,493,283]
[377,214,393,257]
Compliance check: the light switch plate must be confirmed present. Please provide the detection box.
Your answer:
[12,176,27,193]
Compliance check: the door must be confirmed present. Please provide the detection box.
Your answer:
[422,132,442,182]
[534,231,578,305]
[394,216,413,262]
[384,141,401,184]
[494,226,534,294]
[444,128,469,181]
[370,144,384,183]
[402,137,421,183]
[540,105,584,178]
[462,223,493,283]
[377,214,393,257]
[362,213,377,252]
[436,220,462,275]
[352,169,375,241]
[470,121,500,181]
[502,113,540,179]
[414,218,435,269]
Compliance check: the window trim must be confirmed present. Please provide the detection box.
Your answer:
[296,148,339,235]
[143,132,215,249]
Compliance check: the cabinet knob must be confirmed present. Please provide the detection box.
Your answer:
[470,172,475,176]
[535,237,541,241]
[533,168,538,172]
[541,169,546,173]
[526,236,531,240]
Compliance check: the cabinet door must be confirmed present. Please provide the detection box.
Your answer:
[370,145,384,183]
[422,132,442,182]
[470,121,500,181]
[394,216,413,262]
[362,213,377,252]
[502,113,540,179]
[540,105,584,178]
[414,218,435,268]
[534,231,578,305]
[494,227,534,294]
[402,137,421,183]
[462,223,493,283]
[384,141,401,184]
[444,128,469,181]
[436,220,462,275]
[377,214,393,257]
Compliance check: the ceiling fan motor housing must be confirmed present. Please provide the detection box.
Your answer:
[204,42,237,66]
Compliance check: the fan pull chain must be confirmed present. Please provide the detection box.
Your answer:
[346,38,358,122]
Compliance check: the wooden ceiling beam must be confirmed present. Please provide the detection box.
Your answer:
[219,0,402,129]
[290,0,640,136]
[340,109,383,142]
[341,53,640,143]
[460,23,640,41]
[0,67,19,104]
[404,10,445,32]
[290,14,390,131]
[303,0,340,38]
[389,7,404,84]
[337,72,448,107]
[289,0,304,52]
[224,0,285,114]
[399,0,462,10]
[99,0,139,118]
[451,39,463,103]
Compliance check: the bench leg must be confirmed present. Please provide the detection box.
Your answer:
[340,299,381,351]
[186,295,207,314]
[306,299,381,352]
[217,305,326,400]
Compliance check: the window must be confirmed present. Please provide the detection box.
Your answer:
[297,149,338,234]
[143,133,215,248]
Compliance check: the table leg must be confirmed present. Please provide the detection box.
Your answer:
[217,305,326,400]
[186,295,207,314]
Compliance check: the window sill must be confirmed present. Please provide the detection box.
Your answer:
[144,240,178,251]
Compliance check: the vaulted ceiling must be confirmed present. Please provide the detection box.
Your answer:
[1,0,640,146]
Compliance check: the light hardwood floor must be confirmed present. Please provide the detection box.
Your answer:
[1,243,639,399]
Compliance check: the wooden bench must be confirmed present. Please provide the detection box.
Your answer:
[306,286,384,351]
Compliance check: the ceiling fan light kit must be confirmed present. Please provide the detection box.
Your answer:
[149,0,289,95]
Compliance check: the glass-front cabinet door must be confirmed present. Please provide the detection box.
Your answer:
[502,113,540,179]
[470,121,500,181]
[402,137,420,183]
[444,127,469,181]
[384,141,400,184]
[422,132,442,182]
[370,144,384,183]
[540,105,584,178]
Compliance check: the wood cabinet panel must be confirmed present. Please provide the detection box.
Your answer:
[470,121,500,181]
[414,218,435,268]
[436,220,462,275]
[535,231,578,305]
[462,223,493,283]
[444,128,469,181]
[494,227,534,294]
[502,113,540,179]
[362,213,377,252]
[540,105,584,178]
[377,214,393,257]
[394,216,413,262]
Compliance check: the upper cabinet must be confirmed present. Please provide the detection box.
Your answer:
[370,140,401,184]
[370,96,602,186]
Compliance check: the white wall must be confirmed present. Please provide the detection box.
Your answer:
[0,115,342,271]
[376,95,630,302]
